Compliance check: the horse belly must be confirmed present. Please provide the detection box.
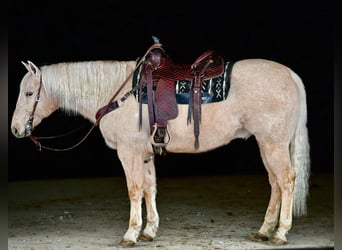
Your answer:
[166,103,242,153]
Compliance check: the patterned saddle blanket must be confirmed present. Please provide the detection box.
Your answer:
[133,61,234,105]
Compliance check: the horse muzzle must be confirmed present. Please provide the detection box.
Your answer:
[11,122,33,138]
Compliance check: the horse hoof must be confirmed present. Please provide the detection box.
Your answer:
[119,239,136,248]
[249,232,269,242]
[138,233,154,242]
[269,237,287,246]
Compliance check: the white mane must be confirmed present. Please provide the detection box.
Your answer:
[41,60,135,116]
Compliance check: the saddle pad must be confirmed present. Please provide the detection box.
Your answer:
[133,61,234,105]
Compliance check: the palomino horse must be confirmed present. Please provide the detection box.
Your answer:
[11,46,310,247]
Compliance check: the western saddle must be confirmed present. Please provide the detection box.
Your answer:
[138,40,225,155]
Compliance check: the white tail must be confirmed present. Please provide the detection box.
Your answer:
[289,70,311,217]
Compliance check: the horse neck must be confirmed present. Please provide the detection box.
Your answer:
[42,60,136,123]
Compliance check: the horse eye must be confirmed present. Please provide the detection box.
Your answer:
[25,92,33,97]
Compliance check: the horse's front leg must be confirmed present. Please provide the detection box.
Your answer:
[117,146,145,247]
[138,158,159,242]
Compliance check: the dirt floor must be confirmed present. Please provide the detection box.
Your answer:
[8,174,334,250]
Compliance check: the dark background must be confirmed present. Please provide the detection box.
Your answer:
[8,2,333,181]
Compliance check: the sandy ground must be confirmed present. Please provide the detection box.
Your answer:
[8,174,334,250]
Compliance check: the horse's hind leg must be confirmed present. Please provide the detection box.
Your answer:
[253,141,296,245]
[138,159,159,242]
[252,171,281,242]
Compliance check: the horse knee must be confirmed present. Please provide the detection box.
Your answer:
[128,185,144,201]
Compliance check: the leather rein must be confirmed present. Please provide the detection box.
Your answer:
[28,43,163,151]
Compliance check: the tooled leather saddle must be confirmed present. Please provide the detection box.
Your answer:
[136,43,226,155]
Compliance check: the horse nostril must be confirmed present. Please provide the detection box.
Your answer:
[11,127,18,136]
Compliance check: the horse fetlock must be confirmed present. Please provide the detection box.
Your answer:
[271,230,288,245]
[122,227,141,245]
[258,222,277,238]
[141,224,158,240]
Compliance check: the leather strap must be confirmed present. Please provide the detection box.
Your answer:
[146,64,156,133]
[192,74,202,149]
[190,58,214,149]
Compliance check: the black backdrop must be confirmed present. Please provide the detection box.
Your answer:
[8,2,333,180]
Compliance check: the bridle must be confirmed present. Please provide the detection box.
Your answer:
[27,42,163,151]
[25,74,42,137]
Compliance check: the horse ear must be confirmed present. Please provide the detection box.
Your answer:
[22,61,41,79]
[21,61,31,72]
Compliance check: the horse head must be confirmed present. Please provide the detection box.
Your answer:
[11,61,58,138]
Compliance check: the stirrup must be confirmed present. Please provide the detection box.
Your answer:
[149,123,171,148]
